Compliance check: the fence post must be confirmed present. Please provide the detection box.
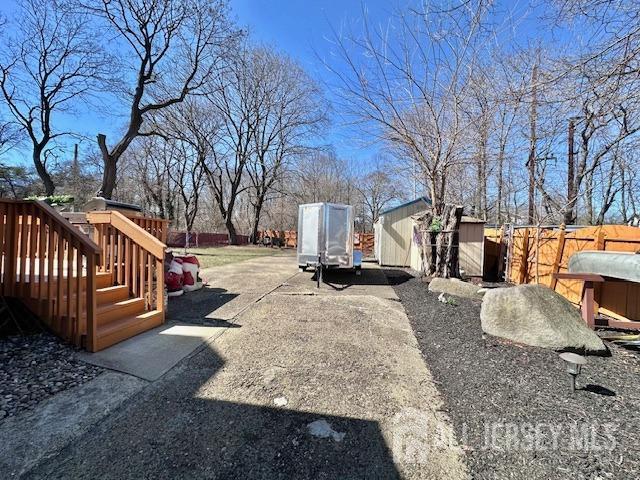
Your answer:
[593,228,605,314]
[549,224,566,290]
[518,228,530,284]
[497,225,506,280]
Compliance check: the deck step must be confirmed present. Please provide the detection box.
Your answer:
[96,272,114,289]
[97,297,145,325]
[96,285,130,305]
[95,309,164,350]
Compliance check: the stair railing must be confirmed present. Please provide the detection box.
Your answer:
[125,215,170,243]
[0,199,101,350]
[86,210,165,321]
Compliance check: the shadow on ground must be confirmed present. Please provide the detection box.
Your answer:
[24,342,401,480]
[299,267,413,292]
[167,286,239,325]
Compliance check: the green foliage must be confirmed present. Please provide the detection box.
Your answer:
[0,163,37,198]
[25,194,74,205]
[429,217,442,233]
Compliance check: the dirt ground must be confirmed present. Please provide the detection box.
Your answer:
[19,254,468,479]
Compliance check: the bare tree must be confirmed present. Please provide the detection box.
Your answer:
[170,140,206,248]
[357,159,405,231]
[126,136,177,219]
[200,46,258,244]
[0,0,105,195]
[81,0,236,199]
[326,1,492,215]
[246,48,326,242]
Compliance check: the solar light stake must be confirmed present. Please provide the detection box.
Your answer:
[559,352,587,393]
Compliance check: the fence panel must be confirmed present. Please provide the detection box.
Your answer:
[167,231,249,248]
[504,225,640,322]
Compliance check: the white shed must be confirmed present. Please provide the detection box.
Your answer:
[374,197,431,266]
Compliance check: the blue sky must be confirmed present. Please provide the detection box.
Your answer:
[232,0,403,161]
[0,0,551,171]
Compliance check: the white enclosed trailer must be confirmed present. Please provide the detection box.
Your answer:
[297,203,361,284]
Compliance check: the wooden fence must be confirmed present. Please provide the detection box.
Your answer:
[167,231,250,248]
[257,230,376,257]
[506,224,640,323]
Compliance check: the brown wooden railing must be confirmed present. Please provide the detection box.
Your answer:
[0,199,101,350]
[87,210,165,319]
[125,215,169,243]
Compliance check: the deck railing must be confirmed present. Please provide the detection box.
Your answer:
[0,199,101,349]
[126,215,169,243]
[87,210,165,319]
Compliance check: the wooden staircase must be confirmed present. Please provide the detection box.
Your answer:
[0,199,166,352]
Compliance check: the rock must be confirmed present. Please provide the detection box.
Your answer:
[273,396,288,407]
[428,277,484,299]
[307,419,345,442]
[480,284,606,352]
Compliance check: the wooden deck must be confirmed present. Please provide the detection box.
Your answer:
[1,199,167,351]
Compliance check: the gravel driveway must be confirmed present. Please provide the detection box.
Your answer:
[389,271,640,480]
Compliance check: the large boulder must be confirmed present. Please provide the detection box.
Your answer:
[428,277,484,299]
[480,284,606,352]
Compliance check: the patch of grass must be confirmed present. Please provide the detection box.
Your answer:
[171,245,282,269]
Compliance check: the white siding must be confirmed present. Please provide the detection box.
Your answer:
[379,201,427,266]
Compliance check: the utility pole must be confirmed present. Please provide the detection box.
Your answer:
[527,62,539,224]
[564,117,579,225]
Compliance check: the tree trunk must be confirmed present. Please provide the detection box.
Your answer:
[33,148,55,196]
[250,198,264,245]
[496,144,505,225]
[527,61,539,224]
[564,118,577,225]
[98,157,117,199]
[97,134,117,199]
[434,205,463,278]
[418,204,463,278]
[226,217,239,245]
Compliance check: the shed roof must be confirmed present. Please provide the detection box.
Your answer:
[379,196,431,216]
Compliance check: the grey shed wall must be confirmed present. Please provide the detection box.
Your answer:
[378,200,429,266]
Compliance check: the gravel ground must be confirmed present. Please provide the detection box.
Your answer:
[0,333,103,420]
[387,271,640,480]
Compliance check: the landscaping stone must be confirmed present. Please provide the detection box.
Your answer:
[0,333,103,420]
[428,277,484,299]
[480,284,606,352]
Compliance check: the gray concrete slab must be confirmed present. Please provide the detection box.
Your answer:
[200,252,298,295]
[78,323,228,381]
[0,371,145,478]
[27,256,469,479]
